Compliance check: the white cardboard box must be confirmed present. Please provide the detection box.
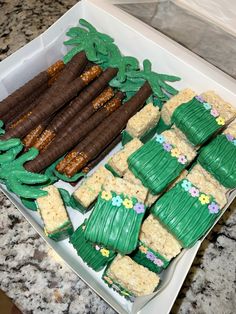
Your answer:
[0,1,235,313]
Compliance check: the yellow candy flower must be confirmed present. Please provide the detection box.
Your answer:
[139,246,148,254]
[199,194,210,205]
[104,276,113,285]
[123,198,133,209]
[171,148,181,158]
[101,190,112,201]
[216,116,225,125]
[100,248,110,257]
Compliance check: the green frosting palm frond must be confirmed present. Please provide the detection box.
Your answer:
[0,146,49,199]
[105,44,139,81]
[126,59,180,100]
[63,19,114,64]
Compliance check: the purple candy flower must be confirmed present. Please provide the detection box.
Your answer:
[163,142,172,152]
[226,133,234,142]
[189,186,200,197]
[195,95,204,103]
[112,195,123,207]
[133,202,145,214]
[146,251,156,261]
[178,155,187,165]
[208,202,220,214]
[154,258,164,267]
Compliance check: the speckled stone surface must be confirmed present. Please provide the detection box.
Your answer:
[0,1,236,314]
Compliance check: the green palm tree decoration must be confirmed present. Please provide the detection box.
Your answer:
[126,59,180,100]
[102,43,139,82]
[63,19,114,64]
[0,144,49,199]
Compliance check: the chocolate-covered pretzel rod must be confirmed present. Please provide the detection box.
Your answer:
[56,91,124,173]
[0,60,64,118]
[62,82,152,177]
[33,70,114,152]
[32,67,116,150]
[24,92,124,173]
[2,83,48,125]
[82,134,121,174]
[1,52,88,140]
[22,116,54,149]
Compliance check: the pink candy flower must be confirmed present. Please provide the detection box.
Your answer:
[178,155,187,165]
[210,108,219,117]
[189,187,200,197]
[154,258,164,267]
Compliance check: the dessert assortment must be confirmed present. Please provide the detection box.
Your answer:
[0,18,236,302]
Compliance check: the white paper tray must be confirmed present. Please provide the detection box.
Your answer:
[0,1,236,313]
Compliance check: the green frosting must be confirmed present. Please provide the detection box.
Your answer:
[103,43,139,81]
[172,97,222,146]
[126,59,180,100]
[70,221,116,271]
[155,117,171,134]
[46,220,74,242]
[20,197,37,211]
[84,191,146,254]
[121,130,133,146]
[151,179,221,247]
[0,143,49,199]
[128,137,186,194]
[102,269,136,302]
[131,241,169,273]
[63,19,114,64]
[198,134,236,188]
[0,120,5,135]
[104,163,121,178]
[53,167,86,182]
[64,21,180,101]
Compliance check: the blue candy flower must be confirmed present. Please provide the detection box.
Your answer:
[112,195,123,207]
[203,102,211,110]
[181,179,192,192]
[155,134,165,144]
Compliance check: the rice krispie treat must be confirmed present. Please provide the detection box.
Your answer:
[70,221,116,271]
[187,163,227,208]
[152,173,224,247]
[37,185,73,241]
[103,255,159,300]
[124,168,188,207]
[172,92,236,146]
[128,128,197,194]
[131,214,182,273]
[122,103,160,144]
[73,166,113,212]
[198,121,236,188]
[123,169,158,207]
[106,138,142,177]
[85,177,148,254]
[161,89,196,125]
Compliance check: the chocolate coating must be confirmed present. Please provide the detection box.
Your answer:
[1,52,88,140]
[24,92,124,173]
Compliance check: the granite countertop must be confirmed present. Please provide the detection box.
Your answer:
[0,1,235,314]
